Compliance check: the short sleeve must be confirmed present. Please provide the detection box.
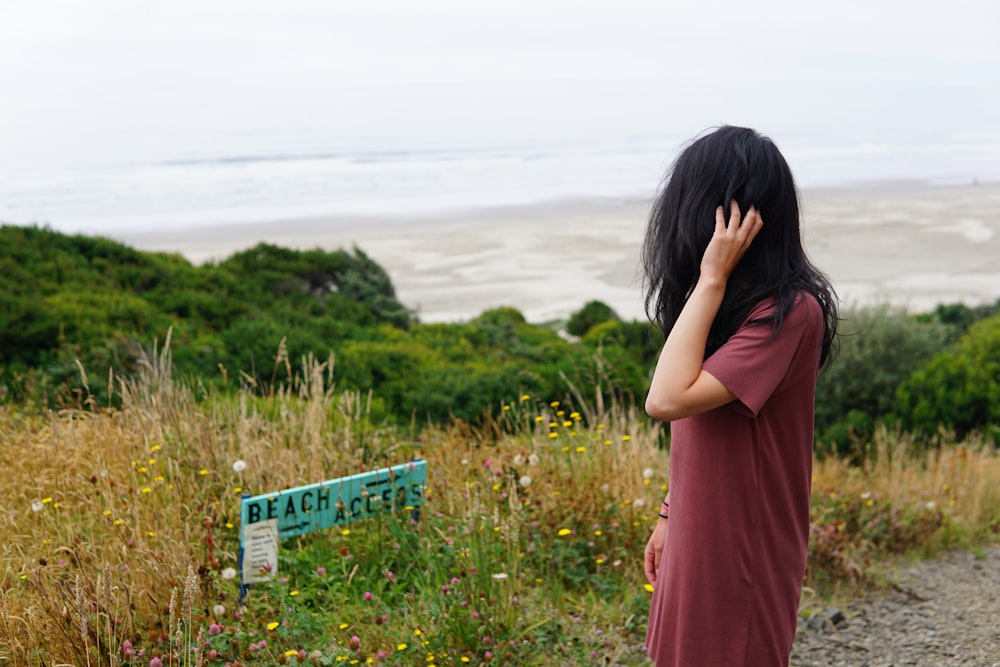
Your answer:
[702,294,822,417]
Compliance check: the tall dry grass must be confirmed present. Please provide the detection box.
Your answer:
[0,343,997,664]
[0,345,665,664]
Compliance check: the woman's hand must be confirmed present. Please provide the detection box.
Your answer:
[699,200,763,286]
[644,519,669,585]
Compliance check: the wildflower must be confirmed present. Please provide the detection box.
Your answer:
[557,528,571,536]
[644,583,655,592]
[633,498,646,508]
[492,572,508,580]
[534,416,544,423]
[502,405,511,411]
[364,591,373,601]
[385,570,396,582]
[548,432,558,439]
[397,644,408,651]
[266,621,280,631]
[42,497,52,504]
[528,454,540,465]
[575,446,586,453]
[221,567,237,580]
[550,401,559,408]
[199,469,208,476]
[233,460,247,473]
[349,636,362,651]
[622,435,632,441]
[519,475,532,488]
[31,500,43,512]
[150,658,163,667]
[285,650,299,657]
[141,487,151,494]
[213,604,225,617]
[520,394,530,401]
[122,640,133,658]
[342,529,351,536]
[643,468,655,479]
[208,623,222,635]
[513,454,525,466]
[290,590,299,596]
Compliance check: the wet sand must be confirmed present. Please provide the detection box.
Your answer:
[118,182,1000,323]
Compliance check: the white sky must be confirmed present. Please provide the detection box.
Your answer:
[1,0,999,164]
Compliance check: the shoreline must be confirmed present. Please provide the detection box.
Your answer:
[115,181,1000,323]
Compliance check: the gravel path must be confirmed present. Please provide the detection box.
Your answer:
[791,545,1000,667]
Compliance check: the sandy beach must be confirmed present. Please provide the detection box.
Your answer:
[118,182,1000,324]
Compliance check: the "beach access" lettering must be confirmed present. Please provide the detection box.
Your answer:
[237,461,427,584]
[239,460,427,542]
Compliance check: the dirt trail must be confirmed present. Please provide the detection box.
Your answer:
[791,545,1000,667]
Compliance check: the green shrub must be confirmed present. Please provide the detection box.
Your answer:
[566,300,617,337]
[892,314,1000,441]
[815,305,952,454]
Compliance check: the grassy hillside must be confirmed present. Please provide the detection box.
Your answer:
[1,352,998,665]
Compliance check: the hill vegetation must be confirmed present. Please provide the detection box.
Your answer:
[2,224,998,450]
[1,224,999,664]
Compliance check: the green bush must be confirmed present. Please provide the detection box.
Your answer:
[815,305,952,454]
[892,314,1000,441]
[566,300,617,337]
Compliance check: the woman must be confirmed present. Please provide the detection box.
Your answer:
[641,126,838,667]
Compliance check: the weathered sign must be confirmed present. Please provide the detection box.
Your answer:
[238,460,427,582]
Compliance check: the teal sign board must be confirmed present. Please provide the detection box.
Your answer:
[239,460,427,546]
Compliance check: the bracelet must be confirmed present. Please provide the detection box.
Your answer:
[657,512,669,520]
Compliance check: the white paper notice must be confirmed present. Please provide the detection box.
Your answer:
[241,519,279,584]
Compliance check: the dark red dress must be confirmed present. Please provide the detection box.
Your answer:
[646,294,824,667]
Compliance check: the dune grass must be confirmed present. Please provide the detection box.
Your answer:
[1,348,998,666]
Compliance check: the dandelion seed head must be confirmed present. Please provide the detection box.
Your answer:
[232,459,247,473]
[221,567,237,580]
[528,454,540,465]
[519,475,532,488]
[31,500,43,512]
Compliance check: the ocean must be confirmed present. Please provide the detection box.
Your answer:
[2,81,1000,236]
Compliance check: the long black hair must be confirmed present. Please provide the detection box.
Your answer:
[642,125,838,366]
